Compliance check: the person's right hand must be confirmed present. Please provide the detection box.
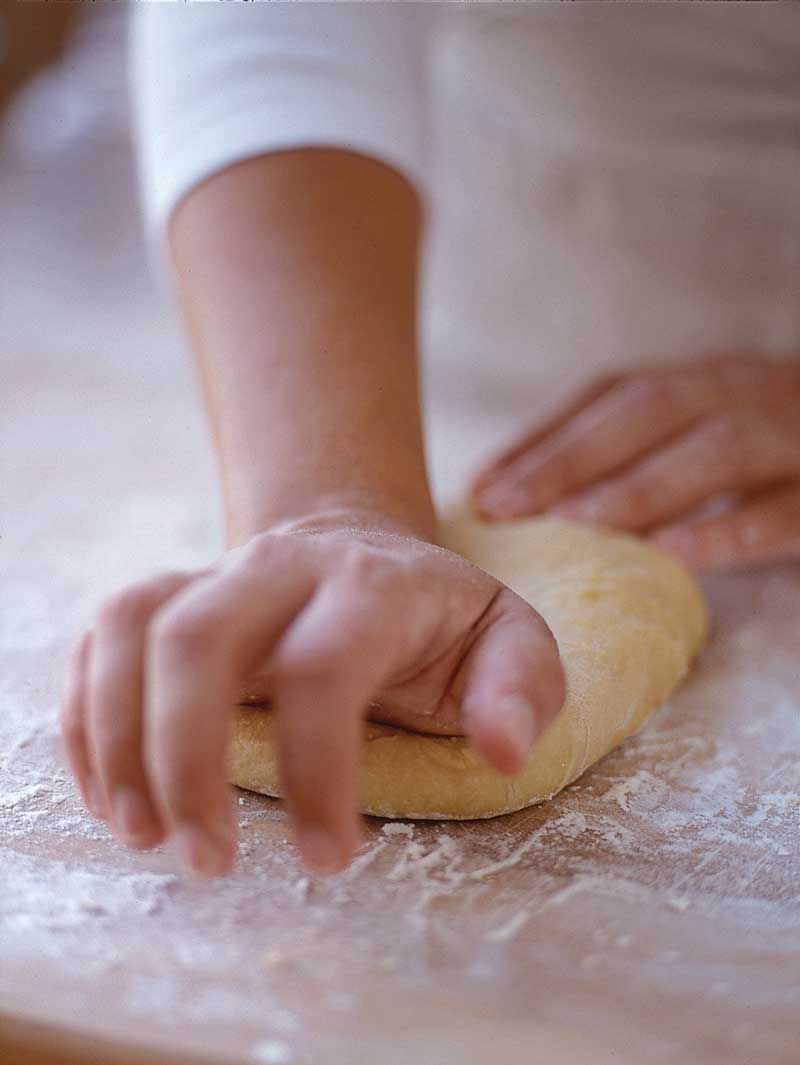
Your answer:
[60,514,565,878]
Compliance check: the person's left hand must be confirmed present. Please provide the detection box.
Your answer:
[469,354,800,572]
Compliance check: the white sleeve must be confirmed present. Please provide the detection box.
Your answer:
[128,1,436,271]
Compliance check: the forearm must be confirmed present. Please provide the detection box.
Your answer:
[168,148,435,546]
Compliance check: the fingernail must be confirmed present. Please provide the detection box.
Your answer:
[113,788,155,844]
[475,483,531,519]
[174,824,232,878]
[300,829,345,875]
[498,694,538,765]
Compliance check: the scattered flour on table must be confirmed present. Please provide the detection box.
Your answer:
[0,852,179,938]
[484,907,532,943]
[250,1040,294,1065]
[603,769,663,812]
[668,897,693,913]
[2,572,799,1057]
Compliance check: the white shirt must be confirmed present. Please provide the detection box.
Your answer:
[128,3,800,500]
[129,1,438,260]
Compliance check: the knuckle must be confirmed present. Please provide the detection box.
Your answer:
[232,532,277,569]
[341,544,392,586]
[700,412,749,471]
[593,372,621,393]
[95,572,191,633]
[618,374,669,410]
[96,585,155,632]
[275,641,343,685]
[149,604,215,658]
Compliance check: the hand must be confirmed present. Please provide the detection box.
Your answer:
[470,354,800,571]
[60,513,565,878]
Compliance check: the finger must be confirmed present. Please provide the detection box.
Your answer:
[550,410,796,532]
[650,482,800,571]
[469,374,622,497]
[87,571,195,850]
[272,550,413,873]
[145,544,318,877]
[473,352,784,510]
[59,629,108,820]
[474,369,727,520]
[459,588,566,775]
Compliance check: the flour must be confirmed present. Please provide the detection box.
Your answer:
[250,1041,293,1065]
[2,552,799,1065]
[744,791,800,828]
[339,839,388,881]
[0,853,179,938]
[667,897,693,913]
[485,907,531,943]
[5,25,800,1061]
[0,782,52,809]
[381,822,414,838]
[602,770,661,812]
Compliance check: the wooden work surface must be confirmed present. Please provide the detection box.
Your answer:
[3,7,800,1060]
[3,344,800,1065]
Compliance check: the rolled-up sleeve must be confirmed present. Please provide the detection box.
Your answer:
[128,0,436,263]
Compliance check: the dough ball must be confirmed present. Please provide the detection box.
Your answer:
[227,507,707,819]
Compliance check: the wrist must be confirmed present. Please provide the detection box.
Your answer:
[224,489,437,549]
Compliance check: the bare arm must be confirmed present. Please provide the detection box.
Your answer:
[168,147,436,545]
[60,147,566,878]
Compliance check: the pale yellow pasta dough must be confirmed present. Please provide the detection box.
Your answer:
[227,507,707,819]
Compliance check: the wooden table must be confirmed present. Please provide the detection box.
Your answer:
[2,346,799,1065]
[2,11,799,1054]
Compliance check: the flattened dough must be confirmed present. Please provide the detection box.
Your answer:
[227,507,707,819]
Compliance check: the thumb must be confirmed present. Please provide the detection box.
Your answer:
[459,588,566,775]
